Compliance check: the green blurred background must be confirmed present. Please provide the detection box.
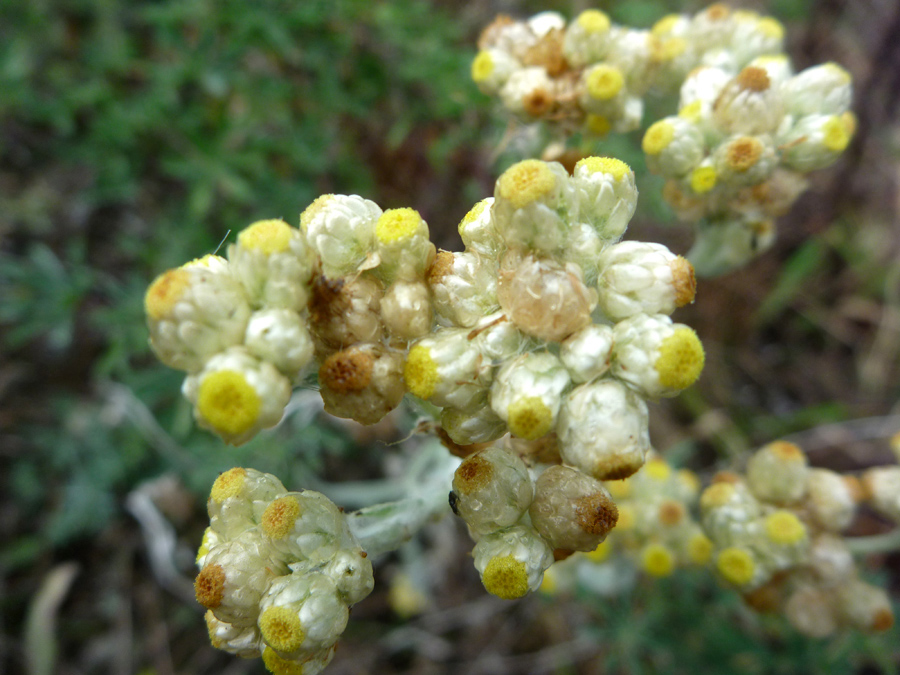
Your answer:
[3,0,900,673]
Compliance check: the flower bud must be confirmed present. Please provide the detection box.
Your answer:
[451,446,534,535]
[244,309,314,382]
[472,524,554,599]
[318,344,406,425]
[490,351,571,440]
[301,194,381,279]
[745,441,809,505]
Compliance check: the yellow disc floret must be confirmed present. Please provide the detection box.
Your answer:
[507,396,553,440]
[471,51,494,83]
[196,527,214,564]
[725,137,763,172]
[585,114,612,136]
[403,344,438,399]
[586,65,624,101]
[262,646,307,675]
[576,9,610,33]
[259,606,305,653]
[641,543,675,577]
[482,555,529,599]
[823,115,851,152]
[756,17,784,40]
[643,458,672,481]
[459,198,489,232]
[687,533,713,564]
[690,166,718,194]
[656,327,704,390]
[701,483,735,510]
[717,547,756,586]
[678,100,702,123]
[642,120,675,155]
[299,194,335,232]
[210,467,248,503]
[262,496,302,540]
[575,156,631,181]
[497,160,557,209]
[652,14,681,37]
[197,371,262,437]
[376,207,424,244]
[764,510,807,545]
[145,268,190,321]
[238,219,293,255]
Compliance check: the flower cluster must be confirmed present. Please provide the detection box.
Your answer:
[145,200,439,442]
[449,445,618,598]
[406,157,703,483]
[195,468,374,674]
[472,6,785,137]
[647,59,854,274]
[472,5,855,275]
[700,441,893,637]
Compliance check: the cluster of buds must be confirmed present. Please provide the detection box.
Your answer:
[647,58,854,274]
[700,441,893,637]
[145,197,438,443]
[301,196,435,424]
[473,5,855,276]
[194,468,374,674]
[599,454,710,578]
[406,156,704,483]
[472,6,786,138]
[145,223,316,444]
[448,445,618,598]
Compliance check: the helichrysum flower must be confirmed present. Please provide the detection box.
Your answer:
[183,347,292,445]
[300,194,382,279]
[745,441,809,505]
[145,255,251,373]
[490,351,571,441]
[473,524,554,599]
[611,314,705,398]
[596,241,696,320]
[559,324,615,384]
[804,468,858,532]
[228,219,315,311]
[379,279,433,340]
[244,309,315,383]
[373,207,435,283]
[642,117,706,179]
[317,344,406,425]
[198,468,373,671]
[557,379,651,480]
[428,250,499,328]
[528,465,618,552]
[404,328,492,411]
[862,466,900,524]
[450,446,534,536]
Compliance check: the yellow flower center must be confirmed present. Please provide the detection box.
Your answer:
[823,116,850,152]
[238,219,293,255]
[690,166,718,194]
[678,100,703,122]
[764,510,807,545]
[403,344,438,399]
[299,194,335,232]
[700,483,735,510]
[641,543,675,577]
[604,478,631,500]
[717,547,756,586]
[262,646,307,675]
[652,14,681,37]
[262,496,302,539]
[197,371,261,438]
[507,396,553,440]
[210,467,247,503]
[482,555,529,599]
[616,504,635,530]
[497,160,557,209]
[725,137,764,172]
[655,327,705,390]
[459,198,489,231]
[576,9,610,33]
[575,156,631,181]
[259,606,305,653]
[471,51,494,83]
[642,120,675,155]
[688,533,713,564]
[643,458,672,481]
[375,207,425,244]
[585,114,612,137]
[757,17,784,40]
[145,268,191,321]
[586,64,624,101]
